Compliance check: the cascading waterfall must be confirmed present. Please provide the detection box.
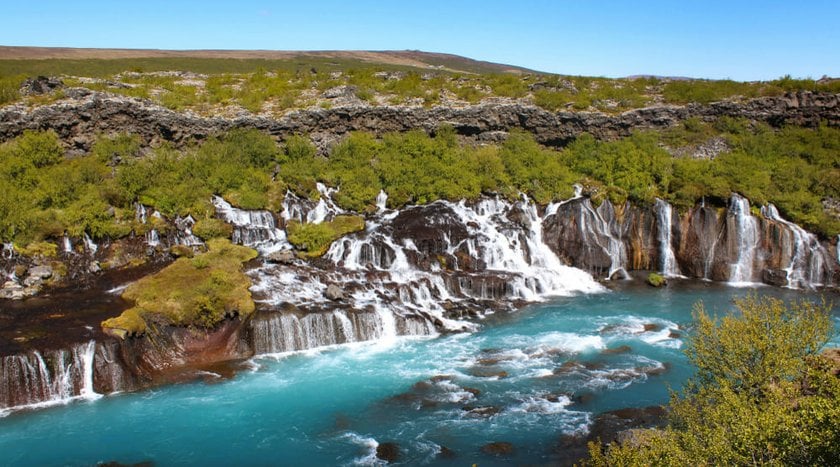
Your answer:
[135,203,162,247]
[83,234,98,254]
[0,341,99,412]
[251,309,435,355]
[62,236,73,254]
[728,194,759,284]
[173,215,203,246]
[449,197,603,299]
[376,190,388,212]
[761,204,828,288]
[212,196,290,253]
[654,199,681,277]
[239,188,604,352]
[282,183,345,224]
[572,199,628,279]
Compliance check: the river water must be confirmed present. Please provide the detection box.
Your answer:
[0,281,836,466]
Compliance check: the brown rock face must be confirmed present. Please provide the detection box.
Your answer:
[543,196,837,287]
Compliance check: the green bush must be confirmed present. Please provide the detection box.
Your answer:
[286,215,365,258]
[586,295,839,466]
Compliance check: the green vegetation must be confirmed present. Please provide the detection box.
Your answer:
[4,55,836,114]
[101,238,257,335]
[286,215,366,258]
[586,295,839,466]
[0,74,24,105]
[0,128,284,247]
[646,272,666,287]
[1,117,839,252]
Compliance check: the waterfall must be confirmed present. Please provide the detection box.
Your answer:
[62,236,73,254]
[280,185,344,225]
[146,229,160,247]
[761,204,828,288]
[257,193,603,337]
[376,190,388,212]
[449,197,603,299]
[251,309,433,355]
[1,341,100,412]
[728,194,759,284]
[135,203,148,224]
[173,215,203,246]
[654,199,681,277]
[571,199,628,279]
[83,234,98,254]
[212,196,290,253]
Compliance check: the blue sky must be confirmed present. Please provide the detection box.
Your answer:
[2,0,838,81]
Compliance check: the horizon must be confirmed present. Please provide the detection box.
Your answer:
[2,1,839,81]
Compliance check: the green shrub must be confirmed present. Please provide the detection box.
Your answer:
[192,217,233,240]
[586,295,839,466]
[286,215,365,257]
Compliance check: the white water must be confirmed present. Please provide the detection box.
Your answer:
[573,199,628,279]
[728,194,759,285]
[62,236,73,254]
[173,215,203,247]
[654,199,681,277]
[0,341,100,414]
[212,196,290,253]
[376,190,388,212]
[242,190,603,342]
[82,234,98,254]
[761,203,828,288]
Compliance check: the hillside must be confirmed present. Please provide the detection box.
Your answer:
[0,46,535,75]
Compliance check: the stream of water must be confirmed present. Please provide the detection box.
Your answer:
[1,281,835,466]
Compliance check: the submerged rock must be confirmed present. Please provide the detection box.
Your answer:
[481,441,515,456]
[588,406,667,445]
[375,442,400,463]
[601,345,632,355]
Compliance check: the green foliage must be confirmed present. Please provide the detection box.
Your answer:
[687,295,833,394]
[586,295,839,466]
[91,133,142,165]
[18,241,58,258]
[0,74,24,105]
[286,215,365,258]
[101,238,258,334]
[562,132,672,204]
[13,130,63,168]
[646,272,666,287]
[192,217,234,240]
[500,131,576,202]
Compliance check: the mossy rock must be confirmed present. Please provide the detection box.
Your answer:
[102,238,257,337]
[18,241,58,258]
[646,272,667,287]
[192,217,234,240]
[287,215,365,258]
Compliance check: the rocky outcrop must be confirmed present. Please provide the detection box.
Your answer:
[544,194,838,287]
[1,88,837,153]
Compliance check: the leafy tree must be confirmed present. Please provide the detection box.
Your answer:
[586,295,839,466]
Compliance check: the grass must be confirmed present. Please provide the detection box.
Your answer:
[101,238,258,336]
[286,215,366,258]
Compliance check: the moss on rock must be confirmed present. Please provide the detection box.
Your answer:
[101,238,257,337]
[286,215,365,258]
[646,272,667,287]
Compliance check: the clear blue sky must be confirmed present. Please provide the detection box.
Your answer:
[3,0,838,81]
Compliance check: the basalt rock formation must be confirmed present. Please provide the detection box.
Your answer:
[0,88,837,153]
